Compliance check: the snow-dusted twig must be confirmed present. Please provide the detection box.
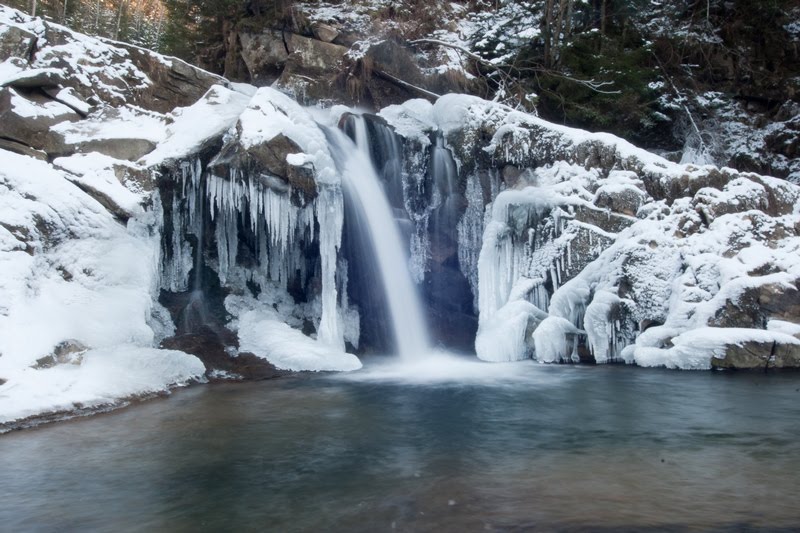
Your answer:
[373,69,441,101]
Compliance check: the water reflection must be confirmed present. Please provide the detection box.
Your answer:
[1,365,799,531]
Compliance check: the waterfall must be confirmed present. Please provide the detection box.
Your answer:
[329,116,431,359]
[179,159,209,333]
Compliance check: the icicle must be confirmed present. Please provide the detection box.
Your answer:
[316,184,344,351]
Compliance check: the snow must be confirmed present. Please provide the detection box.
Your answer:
[0,345,204,426]
[475,299,542,362]
[53,152,148,216]
[632,327,800,370]
[0,57,25,85]
[378,99,435,145]
[142,85,251,165]
[237,308,361,372]
[53,104,167,145]
[0,150,200,425]
[532,316,583,364]
[9,87,74,118]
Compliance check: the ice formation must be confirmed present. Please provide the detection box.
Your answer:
[381,94,800,369]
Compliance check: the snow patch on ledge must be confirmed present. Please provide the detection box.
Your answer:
[142,85,251,166]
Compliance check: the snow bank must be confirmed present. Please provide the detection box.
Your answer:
[0,346,204,426]
[237,308,361,372]
[0,150,202,425]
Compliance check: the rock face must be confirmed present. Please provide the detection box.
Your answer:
[235,14,475,110]
[0,5,223,163]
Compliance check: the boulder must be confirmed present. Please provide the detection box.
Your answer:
[312,22,339,43]
[275,32,349,104]
[0,24,36,61]
[120,44,227,113]
[33,339,88,369]
[160,328,284,381]
[711,280,800,329]
[209,131,317,200]
[594,184,647,216]
[0,137,46,159]
[42,86,92,116]
[239,30,289,85]
[711,340,800,370]
[0,87,75,155]
[75,137,156,162]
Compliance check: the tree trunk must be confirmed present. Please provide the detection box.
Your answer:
[153,3,165,51]
[565,0,573,40]
[94,0,101,33]
[30,0,37,18]
[553,0,567,67]
[543,0,554,68]
[600,0,608,51]
[114,0,127,41]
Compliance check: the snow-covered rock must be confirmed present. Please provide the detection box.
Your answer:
[381,94,800,369]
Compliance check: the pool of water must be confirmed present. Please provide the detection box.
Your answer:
[2,356,800,531]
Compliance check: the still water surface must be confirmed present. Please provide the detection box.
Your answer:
[2,358,800,531]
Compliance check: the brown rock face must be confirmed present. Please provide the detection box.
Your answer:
[711,280,800,330]
[118,43,226,114]
[239,30,289,85]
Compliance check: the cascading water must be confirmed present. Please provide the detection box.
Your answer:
[179,160,210,333]
[328,116,431,359]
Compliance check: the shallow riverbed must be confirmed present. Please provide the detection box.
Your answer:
[2,356,800,531]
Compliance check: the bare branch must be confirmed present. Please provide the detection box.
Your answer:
[373,69,441,101]
[408,38,620,95]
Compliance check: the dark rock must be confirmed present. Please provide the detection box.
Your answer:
[594,185,647,216]
[209,129,317,201]
[0,24,36,61]
[711,279,800,329]
[125,46,226,113]
[573,205,635,234]
[275,33,349,104]
[0,137,47,160]
[642,167,734,205]
[75,137,156,162]
[0,87,75,155]
[33,339,88,368]
[312,22,339,43]
[161,327,284,381]
[711,340,800,370]
[239,30,289,85]
[1,68,64,89]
